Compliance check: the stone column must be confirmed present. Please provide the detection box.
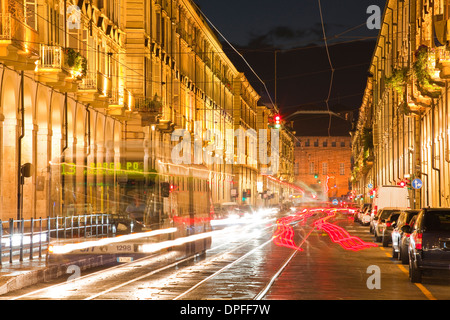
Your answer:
[1,118,18,220]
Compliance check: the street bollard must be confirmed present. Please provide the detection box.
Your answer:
[39,217,42,258]
[9,218,13,263]
[19,219,24,262]
[30,218,34,260]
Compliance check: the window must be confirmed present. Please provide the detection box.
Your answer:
[341,141,345,147]
[332,141,336,147]
[25,0,37,30]
[314,140,319,147]
[309,162,315,174]
[323,141,327,147]
[322,162,328,175]
[305,139,310,147]
[294,162,299,175]
[340,163,345,175]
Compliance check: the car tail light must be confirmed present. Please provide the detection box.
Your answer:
[386,222,392,227]
[414,233,422,250]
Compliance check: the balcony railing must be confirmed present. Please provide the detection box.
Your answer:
[39,45,63,69]
[79,71,97,90]
[37,45,87,81]
[0,13,38,55]
[0,14,11,40]
[135,95,163,113]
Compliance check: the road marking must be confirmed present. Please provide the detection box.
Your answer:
[396,265,437,301]
[397,264,408,275]
[381,248,438,301]
[415,283,437,300]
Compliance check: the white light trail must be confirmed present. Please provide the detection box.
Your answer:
[48,227,178,254]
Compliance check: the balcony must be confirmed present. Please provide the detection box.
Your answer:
[35,46,87,92]
[77,72,98,101]
[76,71,112,108]
[0,13,39,70]
[174,112,187,130]
[157,119,175,133]
[135,95,163,127]
[106,89,135,121]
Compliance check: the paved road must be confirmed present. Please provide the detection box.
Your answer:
[2,208,450,300]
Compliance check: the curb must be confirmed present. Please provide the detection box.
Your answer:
[0,254,118,296]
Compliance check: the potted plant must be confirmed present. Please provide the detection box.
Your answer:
[64,48,87,80]
[413,45,444,98]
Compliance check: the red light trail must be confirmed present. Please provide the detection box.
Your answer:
[272,210,315,251]
[313,210,377,251]
[272,208,377,252]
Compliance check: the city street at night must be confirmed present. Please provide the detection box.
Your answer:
[2,207,449,302]
[3,0,450,309]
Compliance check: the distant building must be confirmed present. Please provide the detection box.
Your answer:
[291,110,353,201]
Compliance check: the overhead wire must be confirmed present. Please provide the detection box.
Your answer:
[8,0,387,116]
[318,0,334,137]
[190,1,277,109]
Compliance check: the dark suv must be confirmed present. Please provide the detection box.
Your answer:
[408,208,450,283]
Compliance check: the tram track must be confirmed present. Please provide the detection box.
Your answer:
[169,211,320,300]
[4,210,323,300]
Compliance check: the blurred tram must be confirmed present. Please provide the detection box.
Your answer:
[114,161,213,249]
[56,154,213,256]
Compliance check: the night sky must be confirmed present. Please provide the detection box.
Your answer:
[194,0,387,134]
[195,0,386,49]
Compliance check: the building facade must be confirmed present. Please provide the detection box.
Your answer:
[256,104,297,206]
[0,0,295,222]
[295,135,352,201]
[352,0,450,208]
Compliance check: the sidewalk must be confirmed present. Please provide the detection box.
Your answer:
[0,227,211,296]
[0,251,118,295]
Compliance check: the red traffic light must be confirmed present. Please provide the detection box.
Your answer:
[274,115,281,122]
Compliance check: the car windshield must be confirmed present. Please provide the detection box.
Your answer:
[380,210,398,220]
[405,211,419,223]
[424,211,450,232]
[389,213,400,222]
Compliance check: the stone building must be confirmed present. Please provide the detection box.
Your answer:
[292,111,353,202]
[0,0,295,221]
[352,0,450,208]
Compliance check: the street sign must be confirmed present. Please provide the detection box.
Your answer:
[368,183,373,189]
[412,178,423,190]
[332,199,339,205]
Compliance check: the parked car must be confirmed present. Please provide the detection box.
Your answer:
[408,208,450,283]
[355,203,371,223]
[379,211,401,247]
[372,208,405,242]
[359,205,372,226]
[391,209,420,263]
